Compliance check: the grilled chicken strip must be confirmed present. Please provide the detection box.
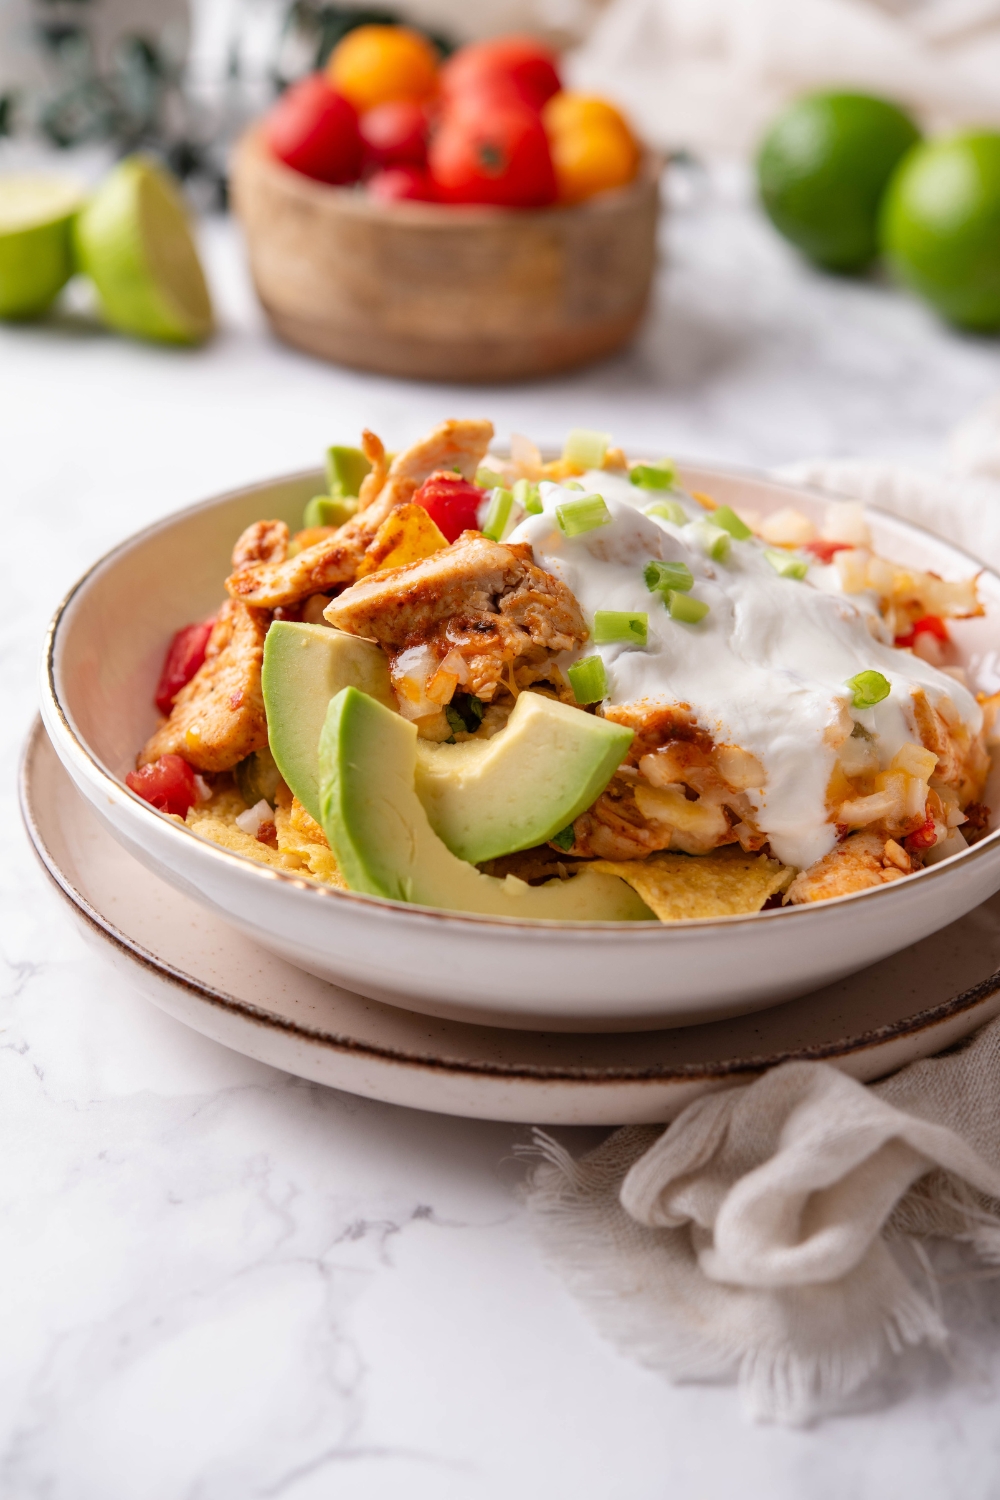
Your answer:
[325,533,588,702]
[785,830,898,903]
[225,418,494,610]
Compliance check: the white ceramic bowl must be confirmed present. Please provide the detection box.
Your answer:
[40,464,1000,1032]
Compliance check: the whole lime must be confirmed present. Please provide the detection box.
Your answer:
[881,131,1000,332]
[757,91,921,272]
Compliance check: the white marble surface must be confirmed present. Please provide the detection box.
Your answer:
[5,168,1000,1497]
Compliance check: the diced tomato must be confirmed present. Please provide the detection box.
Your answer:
[367,165,437,202]
[413,472,485,542]
[428,93,557,207]
[904,816,938,852]
[360,100,428,169]
[264,72,363,185]
[440,37,561,113]
[802,538,851,564]
[126,755,198,817]
[895,615,949,649]
[154,618,214,715]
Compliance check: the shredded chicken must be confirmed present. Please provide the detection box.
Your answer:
[139,599,270,772]
[324,533,588,702]
[786,830,903,904]
[225,419,495,610]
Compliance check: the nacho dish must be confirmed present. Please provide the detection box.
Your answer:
[125,418,997,924]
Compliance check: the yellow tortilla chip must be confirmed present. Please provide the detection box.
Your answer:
[275,797,346,887]
[589,846,795,921]
[357,503,449,577]
[185,787,345,887]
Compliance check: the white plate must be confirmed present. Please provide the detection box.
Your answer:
[22,718,1000,1124]
[39,462,1000,1031]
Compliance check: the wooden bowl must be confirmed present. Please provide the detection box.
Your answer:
[230,126,660,383]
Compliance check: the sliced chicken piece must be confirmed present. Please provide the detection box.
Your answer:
[324,533,587,702]
[225,419,495,610]
[139,599,269,773]
[230,519,289,570]
[786,830,890,904]
[567,776,670,860]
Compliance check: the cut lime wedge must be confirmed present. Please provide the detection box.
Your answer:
[74,156,213,345]
[0,176,84,320]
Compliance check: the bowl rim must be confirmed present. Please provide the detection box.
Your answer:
[42,458,1000,937]
[234,122,663,228]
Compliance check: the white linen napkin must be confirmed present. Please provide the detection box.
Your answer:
[524,396,1000,1425]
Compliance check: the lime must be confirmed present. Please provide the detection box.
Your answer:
[0,176,84,319]
[74,155,213,345]
[881,131,1000,332]
[757,91,921,272]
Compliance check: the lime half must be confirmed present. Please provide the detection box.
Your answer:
[74,156,214,345]
[0,176,84,319]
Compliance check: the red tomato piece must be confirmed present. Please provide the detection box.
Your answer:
[441,36,561,112]
[126,755,198,818]
[264,72,363,184]
[429,94,557,207]
[904,816,939,853]
[894,614,949,648]
[360,100,428,169]
[413,472,485,542]
[802,538,851,564]
[154,618,214,716]
[368,165,437,202]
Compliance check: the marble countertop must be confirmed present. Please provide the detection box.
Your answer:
[5,168,1000,1499]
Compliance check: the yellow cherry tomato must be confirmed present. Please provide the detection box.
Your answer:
[543,91,634,141]
[328,25,439,113]
[548,123,640,204]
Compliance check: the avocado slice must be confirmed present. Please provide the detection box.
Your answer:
[318,688,653,921]
[414,693,633,864]
[326,444,371,498]
[262,622,395,825]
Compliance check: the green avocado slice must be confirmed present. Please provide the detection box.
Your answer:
[318,687,654,921]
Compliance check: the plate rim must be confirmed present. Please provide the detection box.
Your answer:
[21,716,1000,1087]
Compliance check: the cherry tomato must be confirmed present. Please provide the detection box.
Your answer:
[413,472,485,542]
[360,101,428,169]
[895,614,949,648]
[264,73,363,185]
[802,538,852,563]
[126,755,198,817]
[328,25,439,113]
[429,95,557,207]
[441,36,560,112]
[368,165,437,202]
[904,815,939,853]
[154,618,214,716]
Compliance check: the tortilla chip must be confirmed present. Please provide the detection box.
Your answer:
[185,787,345,887]
[357,503,448,577]
[589,846,795,921]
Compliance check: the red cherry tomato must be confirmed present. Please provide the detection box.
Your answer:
[360,100,428,169]
[441,36,561,112]
[126,755,198,817]
[264,72,363,184]
[367,165,437,201]
[895,614,949,648]
[154,618,214,716]
[802,538,851,564]
[429,95,557,207]
[413,471,485,542]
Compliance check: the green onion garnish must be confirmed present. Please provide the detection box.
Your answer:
[630,462,676,491]
[568,655,608,704]
[551,824,576,852]
[846,670,890,708]
[556,494,612,537]
[693,521,731,562]
[644,500,688,526]
[482,487,514,541]
[764,549,809,580]
[513,477,542,514]
[563,480,585,492]
[593,611,648,646]
[476,466,506,490]
[713,505,752,541]
[644,559,694,596]
[668,592,710,624]
[563,428,611,469]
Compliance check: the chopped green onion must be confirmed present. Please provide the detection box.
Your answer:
[482,487,514,541]
[476,466,506,490]
[563,480,585,491]
[692,521,731,562]
[644,559,694,595]
[644,500,688,526]
[593,610,648,646]
[513,477,542,514]
[556,494,612,537]
[563,428,611,469]
[551,824,576,852]
[445,693,485,735]
[846,670,890,708]
[713,504,752,541]
[630,462,676,491]
[303,494,357,529]
[668,592,709,624]
[764,549,809,580]
[568,655,608,704]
